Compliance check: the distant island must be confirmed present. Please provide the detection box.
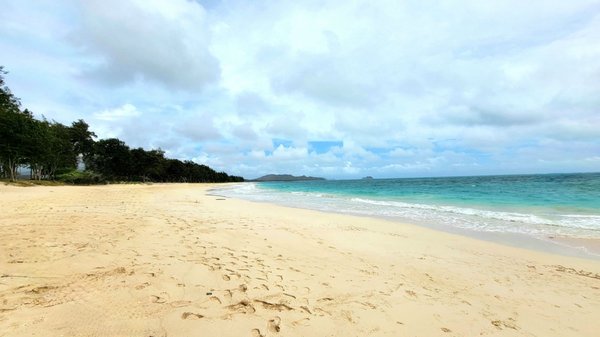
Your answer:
[362,176,374,180]
[251,174,325,182]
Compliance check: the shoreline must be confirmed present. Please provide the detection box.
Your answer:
[1,184,599,336]
[211,183,600,261]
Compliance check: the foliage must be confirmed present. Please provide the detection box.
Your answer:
[2,178,65,187]
[0,66,244,183]
[56,170,106,185]
[70,119,96,163]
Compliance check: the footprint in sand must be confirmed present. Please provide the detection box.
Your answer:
[254,300,293,312]
[317,297,333,302]
[170,300,192,307]
[405,290,417,297]
[341,310,354,323]
[222,275,231,281]
[314,308,331,316]
[150,295,166,304]
[267,316,281,333]
[291,317,311,326]
[224,289,232,299]
[251,328,264,337]
[300,306,312,314]
[181,312,204,320]
[228,300,256,314]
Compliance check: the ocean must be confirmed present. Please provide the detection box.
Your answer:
[212,173,600,257]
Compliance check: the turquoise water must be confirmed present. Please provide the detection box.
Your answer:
[258,173,600,213]
[215,173,600,245]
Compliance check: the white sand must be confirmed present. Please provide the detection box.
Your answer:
[1,183,599,336]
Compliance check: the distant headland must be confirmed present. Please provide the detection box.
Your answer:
[250,174,326,182]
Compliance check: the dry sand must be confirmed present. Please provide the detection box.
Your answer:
[0,183,599,337]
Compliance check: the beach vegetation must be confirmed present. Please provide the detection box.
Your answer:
[0,66,244,184]
[55,170,106,185]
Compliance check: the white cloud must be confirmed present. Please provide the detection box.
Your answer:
[232,123,258,141]
[94,103,141,121]
[73,0,220,90]
[1,0,599,178]
[271,144,308,160]
[174,114,222,142]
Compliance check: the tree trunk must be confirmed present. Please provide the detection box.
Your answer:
[7,157,16,181]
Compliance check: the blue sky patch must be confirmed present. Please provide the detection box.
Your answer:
[309,141,343,154]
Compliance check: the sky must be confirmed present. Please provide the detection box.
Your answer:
[1,0,599,179]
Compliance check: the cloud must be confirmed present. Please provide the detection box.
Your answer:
[235,92,271,115]
[94,103,141,121]
[174,114,222,141]
[232,123,258,141]
[1,0,599,178]
[270,52,377,107]
[73,0,220,90]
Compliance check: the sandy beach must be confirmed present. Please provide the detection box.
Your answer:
[1,183,599,337]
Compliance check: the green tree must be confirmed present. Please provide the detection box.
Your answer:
[45,122,77,179]
[0,67,25,180]
[69,119,96,167]
[0,66,20,115]
[0,111,34,181]
[87,138,132,180]
[25,116,51,180]
[130,147,166,182]
[164,159,186,182]
[1,66,244,183]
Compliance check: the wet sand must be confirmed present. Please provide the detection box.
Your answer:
[1,183,599,336]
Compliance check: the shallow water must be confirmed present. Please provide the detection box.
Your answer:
[213,173,600,258]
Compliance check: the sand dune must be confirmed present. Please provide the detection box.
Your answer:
[0,184,599,336]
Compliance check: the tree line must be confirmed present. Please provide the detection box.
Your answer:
[0,66,244,183]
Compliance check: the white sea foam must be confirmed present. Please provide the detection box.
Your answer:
[212,183,600,239]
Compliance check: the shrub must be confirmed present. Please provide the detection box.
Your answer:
[56,170,106,185]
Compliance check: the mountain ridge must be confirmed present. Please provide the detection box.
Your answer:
[250,174,325,182]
